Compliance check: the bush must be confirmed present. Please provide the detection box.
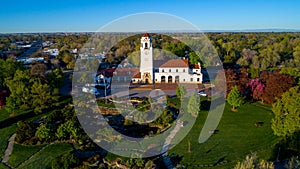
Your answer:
[15,121,36,144]
[51,151,80,169]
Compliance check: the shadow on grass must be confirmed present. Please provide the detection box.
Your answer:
[270,131,300,161]
[0,110,35,129]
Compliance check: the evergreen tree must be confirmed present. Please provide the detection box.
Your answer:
[187,94,200,116]
[227,85,244,111]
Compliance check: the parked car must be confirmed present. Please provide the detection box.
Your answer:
[198,90,208,97]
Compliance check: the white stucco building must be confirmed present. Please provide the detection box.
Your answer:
[131,33,203,84]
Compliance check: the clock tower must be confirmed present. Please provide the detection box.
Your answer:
[140,33,153,84]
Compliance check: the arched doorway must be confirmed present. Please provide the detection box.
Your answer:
[175,76,179,83]
[161,76,166,83]
[168,76,172,83]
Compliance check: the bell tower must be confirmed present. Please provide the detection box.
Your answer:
[140,33,153,84]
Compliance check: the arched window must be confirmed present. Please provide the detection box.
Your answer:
[169,69,171,72]
[168,76,172,83]
[161,76,166,83]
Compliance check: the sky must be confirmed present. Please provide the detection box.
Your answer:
[0,0,300,33]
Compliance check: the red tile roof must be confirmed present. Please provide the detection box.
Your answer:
[132,72,141,78]
[142,33,150,37]
[159,59,189,68]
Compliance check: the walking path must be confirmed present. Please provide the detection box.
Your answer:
[161,120,183,169]
[1,133,16,169]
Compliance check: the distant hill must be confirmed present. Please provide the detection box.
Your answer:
[202,29,300,33]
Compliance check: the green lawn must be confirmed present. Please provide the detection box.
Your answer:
[18,143,73,169]
[7,144,45,168]
[169,102,280,168]
[0,163,9,169]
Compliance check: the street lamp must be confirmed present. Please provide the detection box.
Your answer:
[99,74,106,103]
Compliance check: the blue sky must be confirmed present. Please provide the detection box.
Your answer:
[0,0,299,33]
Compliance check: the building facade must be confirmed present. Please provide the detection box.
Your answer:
[132,33,203,84]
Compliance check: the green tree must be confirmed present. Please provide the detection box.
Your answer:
[187,94,200,116]
[176,85,187,100]
[227,85,244,111]
[47,68,64,92]
[31,81,56,113]
[271,86,300,137]
[5,70,34,108]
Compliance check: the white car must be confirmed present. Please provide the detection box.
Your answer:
[198,90,208,97]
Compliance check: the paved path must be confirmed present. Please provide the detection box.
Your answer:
[1,133,16,169]
[161,120,183,169]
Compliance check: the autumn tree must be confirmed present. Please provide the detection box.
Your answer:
[227,86,244,111]
[260,70,295,104]
[248,79,265,102]
[271,86,300,137]
[30,63,47,77]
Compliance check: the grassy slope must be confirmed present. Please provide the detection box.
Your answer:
[169,102,279,168]
[7,144,45,168]
[18,143,73,169]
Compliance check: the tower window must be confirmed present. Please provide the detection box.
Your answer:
[162,69,164,72]
[169,69,171,72]
[190,78,193,82]
[176,69,178,72]
[145,43,148,48]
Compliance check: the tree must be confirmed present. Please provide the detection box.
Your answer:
[31,81,56,113]
[47,68,64,92]
[15,121,36,144]
[187,94,200,116]
[248,79,265,101]
[271,86,300,137]
[227,86,244,111]
[260,70,295,104]
[0,89,8,109]
[176,85,187,100]
[237,48,257,67]
[30,63,47,77]
[5,70,34,108]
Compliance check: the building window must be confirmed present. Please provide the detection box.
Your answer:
[183,79,185,82]
[155,79,157,81]
[162,69,164,72]
[145,43,148,48]
[176,69,178,72]
[169,69,171,72]
[190,78,193,82]
[175,76,179,83]
[183,69,185,72]
[197,78,200,82]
